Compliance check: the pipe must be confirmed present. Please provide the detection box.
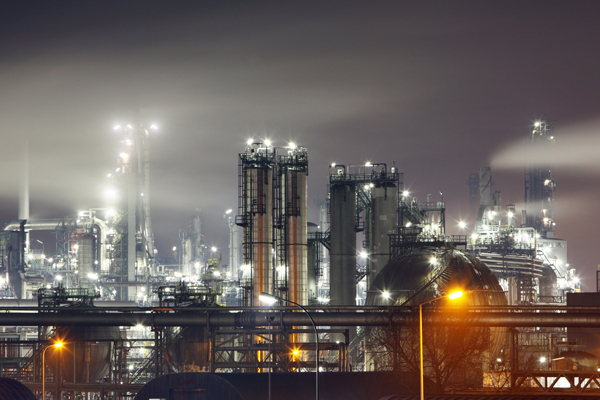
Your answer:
[4,218,69,231]
[1,310,600,327]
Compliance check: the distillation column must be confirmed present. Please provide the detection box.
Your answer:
[329,166,356,307]
[277,147,308,305]
[524,120,556,238]
[238,142,275,306]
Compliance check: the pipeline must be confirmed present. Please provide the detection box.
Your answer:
[1,310,600,328]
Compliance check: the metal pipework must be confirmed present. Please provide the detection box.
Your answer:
[2,309,600,327]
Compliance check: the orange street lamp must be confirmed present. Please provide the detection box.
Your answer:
[42,341,63,400]
[260,292,319,400]
[420,291,463,400]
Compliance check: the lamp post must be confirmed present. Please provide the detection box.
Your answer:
[260,292,319,400]
[42,340,63,400]
[419,291,463,400]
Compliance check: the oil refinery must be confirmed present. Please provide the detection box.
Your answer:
[0,119,599,400]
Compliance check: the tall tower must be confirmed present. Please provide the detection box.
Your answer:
[108,122,157,301]
[276,146,308,305]
[524,120,556,238]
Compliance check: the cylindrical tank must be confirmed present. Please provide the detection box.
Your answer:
[329,181,356,306]
[48,322,120,383]
[539,264,558,300]
[240,155,274,306]
[76,235,95,288]
[283,166,308,305]
[369,183,397,286]
[306,222,319,302]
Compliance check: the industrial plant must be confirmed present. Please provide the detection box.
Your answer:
[1,119,599,399]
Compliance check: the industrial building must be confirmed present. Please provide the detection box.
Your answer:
[0,119,598,399]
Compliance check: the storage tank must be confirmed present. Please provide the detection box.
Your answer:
[47,316,120,383]
[0,378,37,400]
[365,247,507,377]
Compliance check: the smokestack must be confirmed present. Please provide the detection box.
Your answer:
[18,141,29,221]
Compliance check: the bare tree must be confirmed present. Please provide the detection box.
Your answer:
[366,312,493,393]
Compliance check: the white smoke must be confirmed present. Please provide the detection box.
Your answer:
[491,119,600,172]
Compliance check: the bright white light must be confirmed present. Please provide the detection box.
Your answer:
[540,356,547,363]
[56,275,63,281]
[288,142,296,149]
[507,212,514,218]
[497,358,502,362]
[213,271,220,277]
[105,188,118,202]
[406,222,412,228]
[458,221,466,229]
[402,190,409,197]
[141,193,144,197]
[331,163,336,167]
[211,246,217,252]
[359,251,368,258]
[225,209,233,214]
[87,273,98,280]
[365,161,372,167]
[264,139,271,147]
[259,293,278,305]
[534,121,541,127]
[150,124,158,130]
[382,291,391,300]
[430,257,438,265]
[172,246,177,251]
[128,364,134,370]
[107,173,112,178]
[247,138,253,145]
[120,152,129,159]
[174,272,182,278]
[369,183,374,188]
[113,125,121,131]
[317,297,330,303]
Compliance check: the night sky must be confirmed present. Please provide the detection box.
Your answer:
[1,1,599,289]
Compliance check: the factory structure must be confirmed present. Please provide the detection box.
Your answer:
[0,119,596,399]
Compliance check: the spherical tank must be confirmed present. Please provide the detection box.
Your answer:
[48,318,120,383]
[365,247,507,358]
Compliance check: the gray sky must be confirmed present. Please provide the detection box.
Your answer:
[1,1,599,289]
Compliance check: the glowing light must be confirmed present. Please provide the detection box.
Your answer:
[53,341,63,349]
[172,246,177,252]
[359,251,368,258]
[448,291,463,300]
[406,222,412,228]
[497,358,502,362]
[402,190,409,197]
[113,125,121,130]
[55,275,62,281]
[458,221,466,229]
[534,121,541,127]
[382,291,391,299]
[213,271,220,277]
[507,212,514,218]
[264,139,271,147]
[539,356,547,363]
[259,292,278,305]
[430,257,438,265]
[119,152,129,159]
[288,142,296,149]
[107,173,112,178]
[331,163,336,167]
[211,246,217,252]
[292,349,300,356]
[150,124,158,130]
[225,209,233,214]
[365,161,372,167]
